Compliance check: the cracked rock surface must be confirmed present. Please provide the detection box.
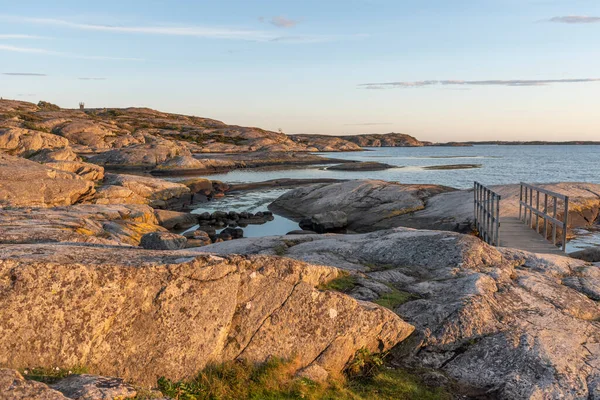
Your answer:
[199,228,600,398]
[0,244,412,387]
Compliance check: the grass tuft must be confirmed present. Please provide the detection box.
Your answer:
[153,357,452,400]
[318,273,358,293]
[20,366,88,384]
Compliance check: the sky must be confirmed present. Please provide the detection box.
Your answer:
[0,0,599,142]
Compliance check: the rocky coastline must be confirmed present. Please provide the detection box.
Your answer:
[2,99,600,399]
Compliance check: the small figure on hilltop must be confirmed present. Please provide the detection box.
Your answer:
[79,102,85,110]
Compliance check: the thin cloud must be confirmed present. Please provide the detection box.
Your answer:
[0,15,350,43]
[270,16,298,28]
[3,15,282,41]
[344,122,393,126]
[359,79,600,89]
[547,16,600,24]
[0,44,141,61]
[78,77,107,80]
[0,34,49,39]
[2,72,47,76]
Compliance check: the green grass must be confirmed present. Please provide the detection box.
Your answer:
[20,366,88,384]
[374,287,417,310]
[153,358,452,400]
[318,273,359,293]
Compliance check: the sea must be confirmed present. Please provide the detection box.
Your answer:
[185,145,600,251]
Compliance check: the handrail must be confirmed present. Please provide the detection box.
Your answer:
[473,182,501,246]
[518,182,569,252]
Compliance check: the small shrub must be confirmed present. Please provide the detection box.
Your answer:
[346,348,386,378]
[22,121,50,132]
[37,101,60,111]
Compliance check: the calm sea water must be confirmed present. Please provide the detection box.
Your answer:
[204,145,600,189]
[188,145,600,244]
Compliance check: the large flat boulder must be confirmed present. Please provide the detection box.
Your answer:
[0,204,163,246]
[87,140,191,168]
[270,180,455,232]
[0,245,413,386]
[103,173,191,208]
[0,153,95,207]
[45,161,104,181]
[198,229,600,398]
[271,180,600,233]
[0,127,69,157]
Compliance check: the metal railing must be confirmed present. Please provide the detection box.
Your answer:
[519,183,569,252]
[474,182,501,246]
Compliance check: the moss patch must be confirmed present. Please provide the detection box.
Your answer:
[21,366,88,384]
[318,273,359,293]
[374,287,417,310]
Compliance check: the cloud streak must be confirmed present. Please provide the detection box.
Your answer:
[0,15,352,43]
[547,16,600,24]
[2,72,47,76]
[0,44,141,61]
[0,34,48,39]
[359,79,600,89]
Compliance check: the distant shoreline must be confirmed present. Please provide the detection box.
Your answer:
[432,141,600,147]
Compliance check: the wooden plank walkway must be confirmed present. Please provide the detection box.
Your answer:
[499,217,564,255]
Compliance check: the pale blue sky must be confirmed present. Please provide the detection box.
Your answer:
[1,0,599,141]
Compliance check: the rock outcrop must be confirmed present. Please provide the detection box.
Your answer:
[198,228,600,398]
[327,161,395,171]
[0,204,163,246]
[0,153,95,207]
[102,173,190,208]
[271,180,600,234]
[271,180,455,232]
[289,135,363,152]
[339,133,423,147]
[0,127,69,157]
[0,245,413,386]
[0,369,68,400]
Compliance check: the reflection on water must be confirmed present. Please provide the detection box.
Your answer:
[189,188,299,237]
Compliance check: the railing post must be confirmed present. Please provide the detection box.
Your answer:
[544,193,548,240]
[496,194,501,246]
[536,190,540,233]
[553,197,558,246]
[562,196,569,252]
[519,184,523,221]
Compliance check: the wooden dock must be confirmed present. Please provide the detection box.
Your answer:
[474,182,569,255]
[498,217,564,255]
